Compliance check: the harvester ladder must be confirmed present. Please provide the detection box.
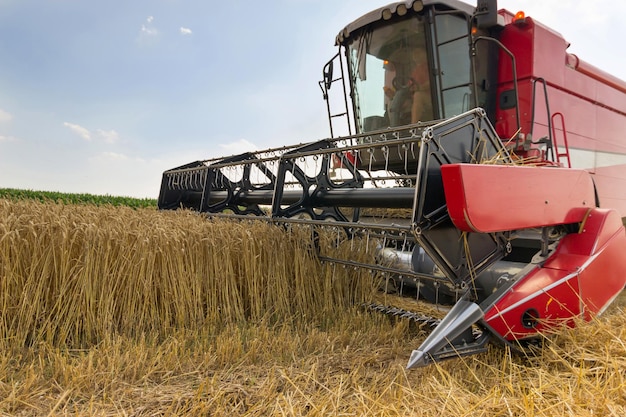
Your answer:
[319,51,352,138]
[551,112,572,168]
[531,77,572,166]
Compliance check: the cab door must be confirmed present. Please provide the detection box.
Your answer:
[429,11,474,119]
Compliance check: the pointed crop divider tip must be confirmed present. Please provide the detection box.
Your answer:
[406,300,484,369]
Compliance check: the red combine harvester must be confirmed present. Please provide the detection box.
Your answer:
[158,0,626,368]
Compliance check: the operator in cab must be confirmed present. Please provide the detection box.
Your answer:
[384,45,433,126]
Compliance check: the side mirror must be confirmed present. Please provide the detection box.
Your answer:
[323,61,334,90]
[475,0,498,29]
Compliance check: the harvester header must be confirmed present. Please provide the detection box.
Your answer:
[159,0,626,367]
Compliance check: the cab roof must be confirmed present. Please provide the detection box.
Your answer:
[336,0,476,45]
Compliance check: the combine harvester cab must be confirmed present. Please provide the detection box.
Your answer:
[159,0,626,368]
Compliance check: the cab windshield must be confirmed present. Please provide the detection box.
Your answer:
[347,16,432,133]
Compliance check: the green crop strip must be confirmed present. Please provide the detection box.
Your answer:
[0,188,157,208]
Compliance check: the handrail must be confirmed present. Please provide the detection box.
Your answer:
[551,112,572,168]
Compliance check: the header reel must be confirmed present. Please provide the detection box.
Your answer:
[159,109,510,294]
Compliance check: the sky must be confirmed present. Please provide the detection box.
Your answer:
[1,0,625,198]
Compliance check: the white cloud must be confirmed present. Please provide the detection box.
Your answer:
[0,134,17,142]
[63,123,121,144]
[90,152,147,165]
[141,24,158,37]
[96,129,120,144]
[63,122,91,141]
[219,139,258,155]
[138,16,158,42]
[0,108,13,124]
[95,152,130,161]
[141,25,159,36]
[180,27,192,35]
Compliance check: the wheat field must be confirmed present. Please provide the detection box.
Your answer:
[0,199,625,416]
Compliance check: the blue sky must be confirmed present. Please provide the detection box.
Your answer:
[1,0,625,198]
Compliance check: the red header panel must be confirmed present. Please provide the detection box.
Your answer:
[442,164,596,233]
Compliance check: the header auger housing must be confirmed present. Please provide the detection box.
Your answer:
[160,0,626,367]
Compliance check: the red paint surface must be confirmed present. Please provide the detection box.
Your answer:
[442,164,595,232]
[493,12,626,217]
[483,208,626,341]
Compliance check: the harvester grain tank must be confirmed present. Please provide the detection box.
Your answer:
[158,0,626,368]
